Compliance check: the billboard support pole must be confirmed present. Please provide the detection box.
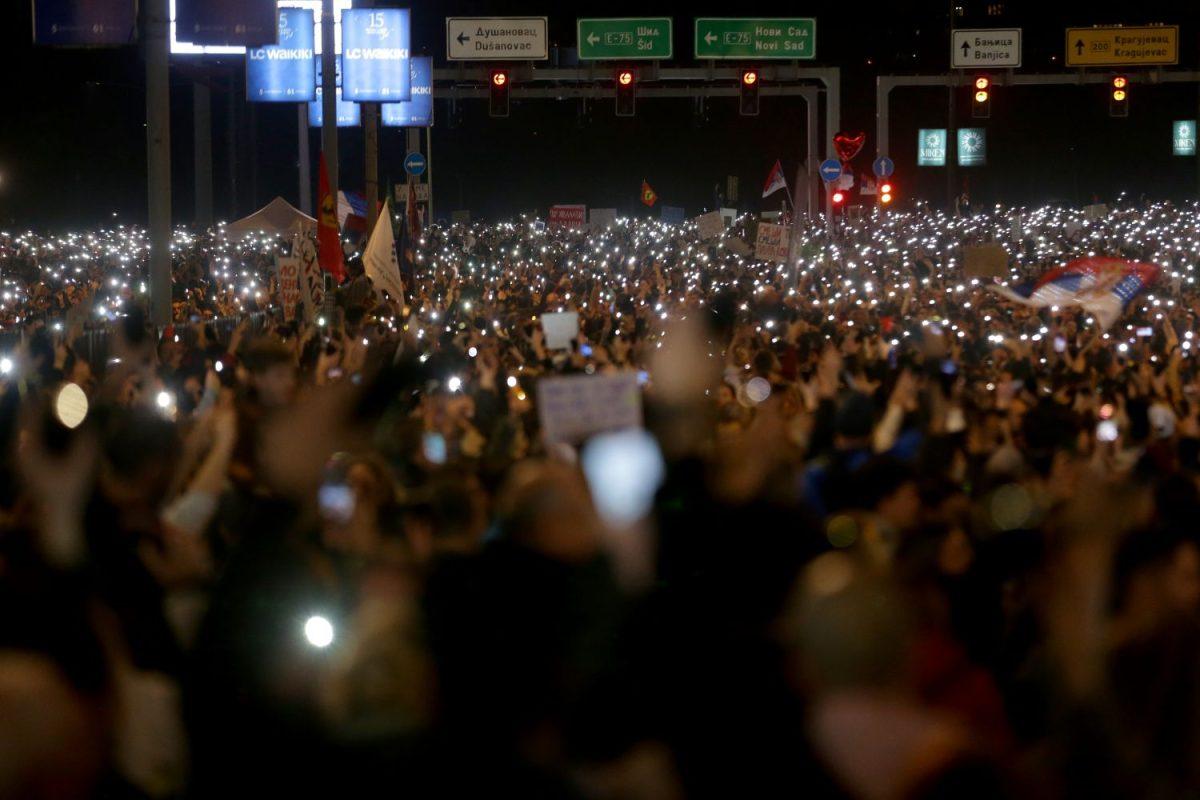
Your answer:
[425,125,433,223]
[193,81,213,228]
[144,0,172,328]
[298,105,311,215]
[320,0,338,199]
[365,103,379,231]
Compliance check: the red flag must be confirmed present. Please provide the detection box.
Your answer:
[317,152,346,284]
[640,180,658,207]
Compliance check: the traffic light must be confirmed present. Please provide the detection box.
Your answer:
[1110,75,1129,118]
[831,190,846,211]
[615,68,636,117]
[972,76,991,119]
[879,181,894,206]
[489,69,510,118]
[739,68,760,116]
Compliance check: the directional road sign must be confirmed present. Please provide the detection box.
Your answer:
[952,28,1021,68]
[819,159,842,183]
[872,157,895,178]
[694,18,815,60]
[578,18,673,60]
[446,17,548,61]
[1065,25,1178,67]
[404,152,427,176]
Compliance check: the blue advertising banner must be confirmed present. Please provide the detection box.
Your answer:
[382,57,433,127]
[175,0,278,47]
[342,8,410,102]
[309,87,361,127]
[247,8,315,102]
[33,0,136,46]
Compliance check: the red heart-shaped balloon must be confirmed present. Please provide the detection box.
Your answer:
[833,131,866,163]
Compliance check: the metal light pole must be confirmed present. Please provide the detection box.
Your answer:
[144,0,172,327]
[320,0,338,196]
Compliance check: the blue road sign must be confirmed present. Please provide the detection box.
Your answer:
[404,152,427,176]
[872,156,895,178]
[819,159,842,183]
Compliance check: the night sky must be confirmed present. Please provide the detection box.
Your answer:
[1,0,1196,229]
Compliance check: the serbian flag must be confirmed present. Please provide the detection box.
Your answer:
[762,159,788,198]
[641,180,658,207]
[316,152,347,284]
[987,256,1159,330]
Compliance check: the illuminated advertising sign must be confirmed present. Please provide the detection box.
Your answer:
[171,0,351,57]
[957,128,987,167]
[175,0,277,47]
[382,57,433,127]
[917,128,947,167]
[33,0,136,46]
[342,8,410,101]
[309,87,360,127]
[247,8,315,102]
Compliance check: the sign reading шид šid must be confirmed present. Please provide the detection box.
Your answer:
[694,18,815,60]
[1065,25,1179,67]
[577,18,673,60]
[1175,121,1197,157]
[917,129,947,167]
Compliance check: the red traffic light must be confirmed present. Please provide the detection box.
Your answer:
[617,69,634,87]
[974,76,990,91]
[742,69,758,86]
[832,190,846,205]
[880,182,893,194]
[491,70,508,88]
[1112,75,1127,89]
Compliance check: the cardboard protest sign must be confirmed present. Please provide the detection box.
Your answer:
[963,243,1009,279]
[695,210,724,241]
[537,371,643,444]
[754,222,791,263]
[274,255,302,322]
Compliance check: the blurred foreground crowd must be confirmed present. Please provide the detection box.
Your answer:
[3,201,1200,798]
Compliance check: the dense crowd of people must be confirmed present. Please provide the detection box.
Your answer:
[3,199,1200,798]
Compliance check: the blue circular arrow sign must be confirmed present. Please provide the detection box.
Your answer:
[819,159,842,183]
[403,152,427,176]
[872,156,895,178]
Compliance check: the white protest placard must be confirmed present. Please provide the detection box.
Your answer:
[291,233,326,321]
[541,311,579,350]
[1084,203,1108,221]
[274,255,302,322]
[720,207,738,226]
[695,210,724,240]
[589,207,618,231]
[538,371,643,444]
[754,222,791,263]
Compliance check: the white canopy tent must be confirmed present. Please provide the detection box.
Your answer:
[223,197,317,238]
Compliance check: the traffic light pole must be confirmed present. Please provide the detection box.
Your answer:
[193,80,213,228]
[947,74,957,212]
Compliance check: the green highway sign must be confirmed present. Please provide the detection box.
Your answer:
[694,18,816,60]
[577,18,673,60]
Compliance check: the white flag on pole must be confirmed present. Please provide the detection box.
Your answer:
[363,202,405,304]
